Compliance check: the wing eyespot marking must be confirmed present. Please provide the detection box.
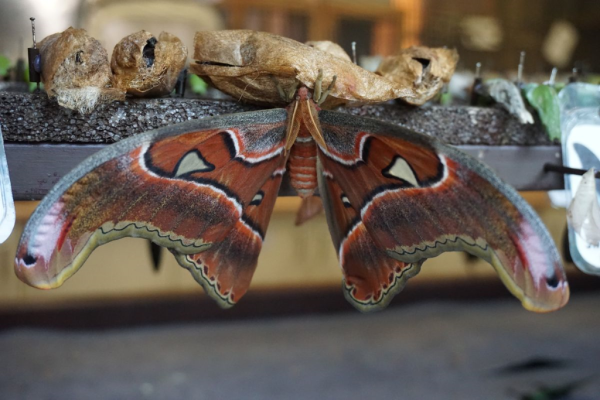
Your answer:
[272,168,286,177]
[141,145,243,210]
[546,273,559,288]
[250,191,264,206]
[173,150,215,177]
[382,156,419,187]
[22,253,37,266]
[340,194,352,208]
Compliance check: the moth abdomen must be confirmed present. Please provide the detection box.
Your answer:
[288,130,318,198]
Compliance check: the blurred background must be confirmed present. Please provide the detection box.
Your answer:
[0,0,598,74]
[1,1,600,399]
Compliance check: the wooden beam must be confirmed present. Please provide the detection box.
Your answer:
[5,143,562,201]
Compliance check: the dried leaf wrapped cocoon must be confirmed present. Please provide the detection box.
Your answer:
[38,27,125,113]
[190,30,419,109]
[305,40,352,62]
[375,46,459,105]
[111,31,188,97]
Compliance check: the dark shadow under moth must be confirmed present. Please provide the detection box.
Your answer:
[14,104,569,313]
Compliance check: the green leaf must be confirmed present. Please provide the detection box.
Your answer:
[29,81,43,92]
[554,82,566,93]
[188,74,207,95]
[524,84,562,141]
[0,55,11,77]
[439,91,453,106]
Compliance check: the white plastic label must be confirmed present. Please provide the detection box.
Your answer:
[0,125,15,243]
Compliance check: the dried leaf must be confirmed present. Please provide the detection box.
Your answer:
[38,27,125,113]
[485,79,534,124]
[190,30,425,108]
[375,46,459,105]
[305,40,352,62]
[111,31,187,97]
[567,168,600,246]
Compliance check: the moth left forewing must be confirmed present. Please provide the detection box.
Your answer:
[15,110,288,303]
[317,110,568,313]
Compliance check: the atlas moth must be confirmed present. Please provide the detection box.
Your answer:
[15,70,569,313]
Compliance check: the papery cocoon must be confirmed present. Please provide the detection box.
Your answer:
[111,31,187,97]
[486,79,534,124]
[190,30,456,108]
[567,168,600,245]
[38,27,125,113]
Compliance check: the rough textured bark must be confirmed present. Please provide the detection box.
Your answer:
[0,92,552,146]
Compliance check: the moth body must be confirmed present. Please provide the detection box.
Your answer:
[288,128,318,198]
[284,86,328,224]
[286,87,321,199]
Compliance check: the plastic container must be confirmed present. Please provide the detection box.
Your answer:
[559,83,600,274]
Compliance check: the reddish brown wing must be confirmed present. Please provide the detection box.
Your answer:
[317,110,568,312]
[173,164,286,306]
[15,110,288,308]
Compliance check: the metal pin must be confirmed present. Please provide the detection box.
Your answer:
[175,68,187,98]
[548,67,557,86]
[28,17,41,91]
[30,17,36,49]
[470,62,483,106]
[569,67,578,83]
[516,51,525,86]
[544,164,600,179]
[351,41,357,65]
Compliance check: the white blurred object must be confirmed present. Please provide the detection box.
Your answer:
[548,190,570,209]
[0,125,15,243]
[567,168,600,246]
[359,55,383,72]
[460,16,503,51]
[542,20,579,68]
[447,71,475,103]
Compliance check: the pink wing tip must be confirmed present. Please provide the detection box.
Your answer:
[14,249,48,289]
